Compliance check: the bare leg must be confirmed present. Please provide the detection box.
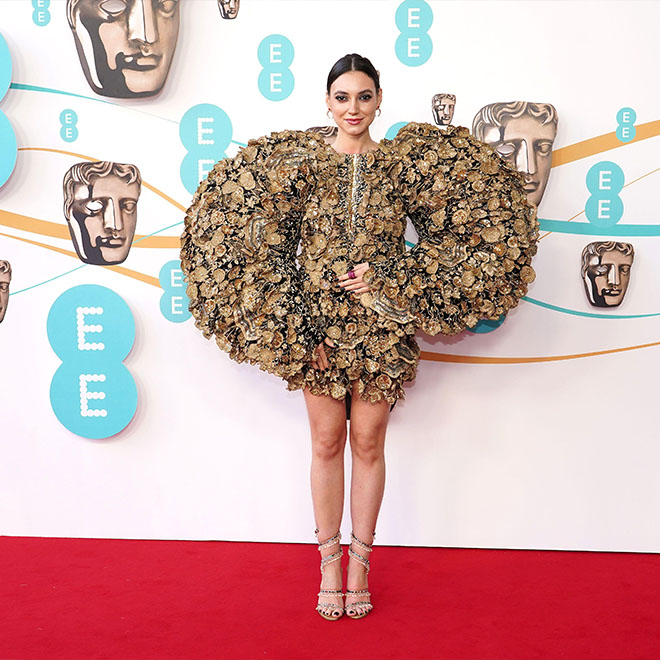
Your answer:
[302,386,348,617]
[346,386,390,616]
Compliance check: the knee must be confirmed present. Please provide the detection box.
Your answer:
[311,426,346,461]
[349,429,385,464]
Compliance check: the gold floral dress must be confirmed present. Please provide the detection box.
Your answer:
[179,122,539,407]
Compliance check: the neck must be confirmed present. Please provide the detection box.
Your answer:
[332,130,379,155]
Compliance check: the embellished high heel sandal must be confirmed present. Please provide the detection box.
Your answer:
[345,531,374,619]
[315,528,345,621]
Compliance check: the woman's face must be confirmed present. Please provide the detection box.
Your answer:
[326,70,381,137]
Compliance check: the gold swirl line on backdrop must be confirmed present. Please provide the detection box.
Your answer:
[548,119,660,167]
[420,340,660,364]
[0,208,180,248]
[0,231,159,287]
[3,123,660,246]
[3,229,658,365]
[538,120,660,239]
[2,134,660,365]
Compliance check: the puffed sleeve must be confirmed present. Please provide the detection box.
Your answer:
[179,129,324,383]
[361,122,539,336]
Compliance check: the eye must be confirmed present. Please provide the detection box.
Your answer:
[122,200,137,212]
[360,94,372,101]
[99,0,127,16]
[334,95,347,102]
[0,283,8,292]
[86,200,104,215]
[159,0,178,15]
[496,143,516,158]
[620,265,631,274]
[536,140,553,156]
[594,266,609,275]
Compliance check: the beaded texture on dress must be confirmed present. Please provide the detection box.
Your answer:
[179,122,539,406]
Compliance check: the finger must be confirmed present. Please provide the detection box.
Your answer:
[320,345,329,370]
[341,280,365,291]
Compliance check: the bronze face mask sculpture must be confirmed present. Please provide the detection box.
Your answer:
[63,161,142,266]
[472,101,558,207]
[0,260,11,323]
[217,0,239,19]
[66,0,180,98]
[431,93,455,126]
[581,241,634,308]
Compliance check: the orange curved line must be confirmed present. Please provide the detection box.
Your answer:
[18,146,188,213]
[549,119,660,167]
[420,340,660,364]
[0,231,159,287]
[0,208,180,248]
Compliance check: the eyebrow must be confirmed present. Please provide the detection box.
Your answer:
[333,89,374,94]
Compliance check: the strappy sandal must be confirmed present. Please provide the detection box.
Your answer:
[314,528,344,621]
[345,531,374,619]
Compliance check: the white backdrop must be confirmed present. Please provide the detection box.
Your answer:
[1,0,659,552]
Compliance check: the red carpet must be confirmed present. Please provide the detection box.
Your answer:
[1,536,658,660]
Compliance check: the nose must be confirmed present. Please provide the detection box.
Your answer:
[607,265,620,286]
[348,97,360,114]
[516,139,537,176]
[128,0,158,44]
[102,199,122,233]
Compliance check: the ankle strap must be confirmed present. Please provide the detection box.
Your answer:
[320,548,343,572]
[315,528,342,551]
[350,531,374,552]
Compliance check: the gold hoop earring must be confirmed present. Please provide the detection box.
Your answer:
[376,108,382,117]
[327,109,332,119]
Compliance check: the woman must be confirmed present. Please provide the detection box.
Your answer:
[180,54,538,621]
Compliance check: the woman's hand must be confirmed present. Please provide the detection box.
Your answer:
[311,337,336,371]
[337,262,371,296]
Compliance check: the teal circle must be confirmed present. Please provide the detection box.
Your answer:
[47,284,135,362]
[60,125,78,142]
[385,121,409,140]
[47,285,137,440]
[616,124,635,143]
[395,33,432,66]
[0,111,17,187]
[0,35,11,99]
[181,152,227,192]
[50,362,137,440]
[585,161,624,195]
[257,34,294,68]
[180,103,232,153]
[466,315,506,334]
[616,107,636,125]
[258,68,294,101]
[32,8,51,25]
[585,195,624,228]
[395,0,433,32]
[159,260,191,323]
[59,109,78,125]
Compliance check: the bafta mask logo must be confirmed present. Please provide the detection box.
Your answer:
[581,241,634,308]
[307,125,338,146]
[217,0,239,19]
[472,101,558,207]
[66,0,180,98]
[63,161,142,266]
[0,260,11,323]
[431,93,455,126]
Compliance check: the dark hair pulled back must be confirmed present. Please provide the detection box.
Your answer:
[326,53,380,93]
